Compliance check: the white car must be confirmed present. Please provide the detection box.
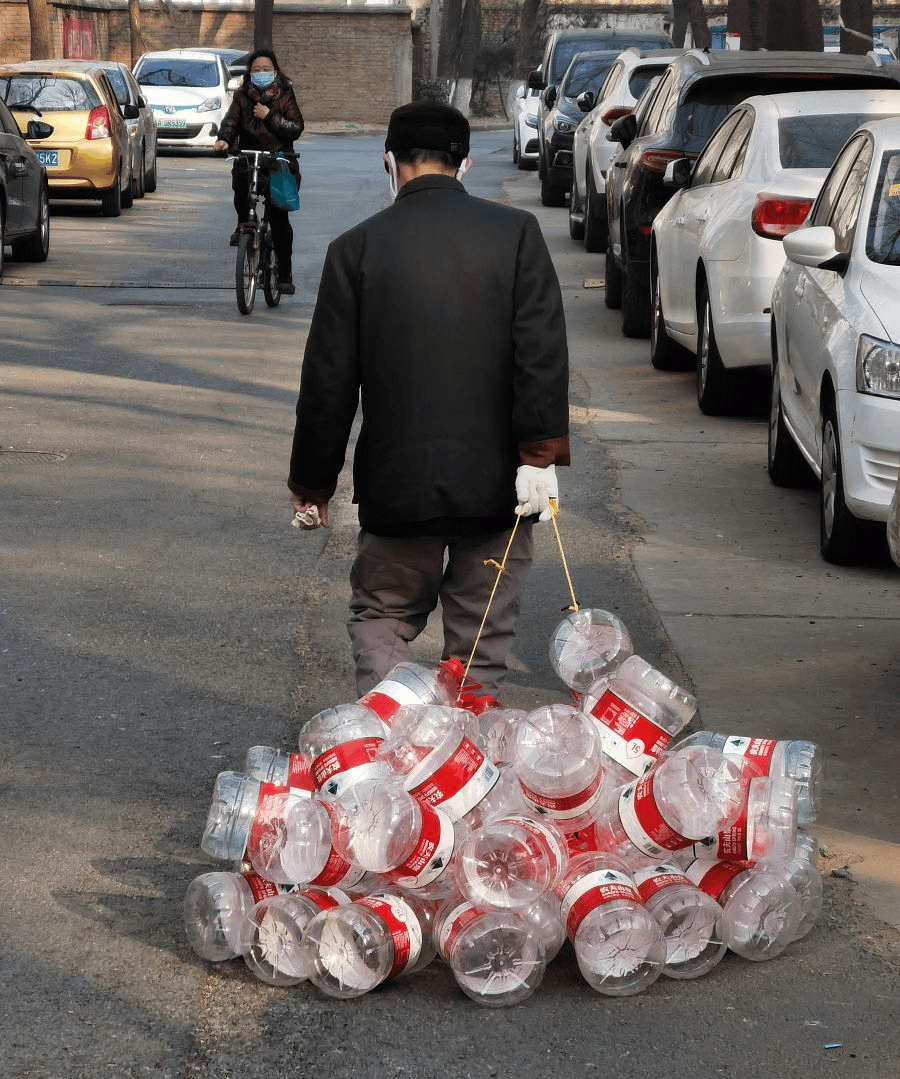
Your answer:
[651,90,900,416]
[132,49,234,149]
[769,116,900,564]
[570,48,683,251]
[511,85,540,170]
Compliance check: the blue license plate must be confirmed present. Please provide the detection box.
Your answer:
[37,150,59,167]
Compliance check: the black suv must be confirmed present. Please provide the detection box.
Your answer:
[528,28,673,206]
[604,48,900,338]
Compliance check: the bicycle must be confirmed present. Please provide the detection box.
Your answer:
[226,149,297,316]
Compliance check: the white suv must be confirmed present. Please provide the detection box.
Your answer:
[133,49,234,149]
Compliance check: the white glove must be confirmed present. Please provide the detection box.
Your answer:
[515,464,558,522]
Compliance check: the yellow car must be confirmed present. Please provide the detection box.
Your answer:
[0,59,136,217]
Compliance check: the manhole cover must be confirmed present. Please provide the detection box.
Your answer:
[0,450,67,466]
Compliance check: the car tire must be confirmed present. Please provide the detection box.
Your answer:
[568,176,585,241]
[583,169,606,254]
[696,283,735,414]
[101,173,123,217]
[134,145,146,199]
[144,150,158,194]
[650,260,689,371]
[604,238,623,310]
[12,182,50,263]
[540,171,566,208]
[768,333,811,487]
[513,135,519,165]
[819,395,865,564]
[0,201,6,279]
[121,165,134,210]
[621,257,650,339]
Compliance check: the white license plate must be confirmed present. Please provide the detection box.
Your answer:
[157,118,187,129]
[37,150,59,167]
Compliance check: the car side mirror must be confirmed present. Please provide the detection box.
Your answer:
[122,103,140,120]
[782,225,848,271]
[227,75,242,92]
[610,112,637,148]
[576,90,595,113]
[663,157,693,188]
[26,119,53,140]
[527,68,546,91]
[543,84,558,109]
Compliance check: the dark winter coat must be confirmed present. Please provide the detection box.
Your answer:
[217,72,304,153]
[288,173,570,535]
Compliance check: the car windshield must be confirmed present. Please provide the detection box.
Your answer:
[100,66,129,105]
[0,74,100,111]
[866,149,900,265]
[629,66,667,99]
[779,113,889,169]
[551,36,667,82]
[135,58,219,88]
[562,57,616,98]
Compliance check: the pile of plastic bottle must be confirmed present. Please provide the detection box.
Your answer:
[183,607,825,1007]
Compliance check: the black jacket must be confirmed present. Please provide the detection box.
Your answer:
[217,72,304,153]
[288,173,570,534]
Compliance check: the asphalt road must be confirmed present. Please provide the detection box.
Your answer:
[1,129,898,1079]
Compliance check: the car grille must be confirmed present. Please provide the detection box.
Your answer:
[158,124,205,139]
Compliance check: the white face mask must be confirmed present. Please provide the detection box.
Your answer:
[455,157,473,181]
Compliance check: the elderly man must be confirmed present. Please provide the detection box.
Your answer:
[288,101,570,701]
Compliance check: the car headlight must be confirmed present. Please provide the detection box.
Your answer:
[857,334,900,397]
[553,118,576,134]
[525,115,538,129]
[197,97,222,113]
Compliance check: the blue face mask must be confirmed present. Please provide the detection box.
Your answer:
[250,71,276,89]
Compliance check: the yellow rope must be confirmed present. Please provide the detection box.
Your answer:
[548,498,579,613]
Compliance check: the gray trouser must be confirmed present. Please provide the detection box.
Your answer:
[347,523,534,697]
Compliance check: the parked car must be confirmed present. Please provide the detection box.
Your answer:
[651,89,900,415]
[0,94,51,277]
[0,59,135,216]
[604,48,900,340]
[768,117,900,563]
[132,49,234,149]
[511,84,540,170]
[94,59,158,197]
[570,48,684,250]
[528,27,673,207]
[537,49,621,206]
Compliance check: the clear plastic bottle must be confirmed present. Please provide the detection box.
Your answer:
[356,658,463,728]
[330,779,458,891]
[300,890,438,998]
[685,857,803,961]
[243,745,316,795]
[433,898,546,1007]
[632,863,726,979]
[555,851,666,996]
[240,886,354,986]
[201,771,308,863]
[455,814,568,911]
[548,608,632,693]
[513,705,604,824]
[590,746,747,863]
[691,776,798,864]
[478,708,527,767]
[378,705,503,823]
[671,731,822,825]
[760,830,823,941]
[520,893,566,962]
[297,703,391,799]
[183,869,285,961]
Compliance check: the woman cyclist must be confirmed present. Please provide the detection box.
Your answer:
[215,49,303,294]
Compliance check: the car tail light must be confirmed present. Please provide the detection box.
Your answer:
[601,106,633,126]
[86,105,111,140]
[639,149,696,174]
[751,195,812,239]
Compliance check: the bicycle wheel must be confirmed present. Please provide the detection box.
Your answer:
[262,236,281,308]
[235,231,258,316]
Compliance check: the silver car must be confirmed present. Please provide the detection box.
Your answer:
[95,60,158,197]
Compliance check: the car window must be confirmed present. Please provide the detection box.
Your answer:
[562,56,617,98]
[629,65,668,100]
[641,70,675,135]
[828,137,872,251]
[673,83,751,153]
[867,149,900,265]
[713,109,754,181]
[2,75,100,111]
[690,109,745,187]
[101,66,130,105]
[0,96,22,136]
[778,113,889,170]
[811,132,868,226]
[599,63,623,101]
[135,58,220,88]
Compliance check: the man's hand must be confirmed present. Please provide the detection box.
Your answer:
[515,464,558,522]
[214,139,229,153]
[291,495,329,529]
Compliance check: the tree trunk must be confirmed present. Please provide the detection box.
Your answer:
[772,0,822,50]
[27,0,52,59]
[438,0,482,115]
[513,0,541,79]
[841,0,874,53]
[672,0,711,48]
[129,0,147,67]
[253,0,275,52]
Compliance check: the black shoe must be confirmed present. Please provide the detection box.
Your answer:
[279,281,295,295]
[229,228,241,247]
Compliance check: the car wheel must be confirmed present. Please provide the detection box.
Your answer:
[819,396,863,564]
[540,171,566,208]
[144,150,158,194]
[604,238,623,310]
[696,283,734,415]
[568,176,585,241]
[650,260,689,371]
[11,182,50,263]
[513,134,519,165]
[101,172,123,217]
[0,201,6,279]
[121,164,134,210]
[133,145,146,199]
[621,256,650,339]
[583,169,606,254]
[768,332,811,487]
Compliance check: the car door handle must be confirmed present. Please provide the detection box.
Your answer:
[674,216,685,228]
[615,161,626,168]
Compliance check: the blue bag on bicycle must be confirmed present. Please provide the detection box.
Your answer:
[269,153,300,212]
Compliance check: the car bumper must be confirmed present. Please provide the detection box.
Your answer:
[707,250,785,369]
[837,388,900,520]
[28,141,117,191]
[155,120,222,147]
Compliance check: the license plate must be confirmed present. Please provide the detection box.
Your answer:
[37,150,59,167]
[157,118,187,129]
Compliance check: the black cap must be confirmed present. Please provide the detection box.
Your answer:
[385,102,470,159]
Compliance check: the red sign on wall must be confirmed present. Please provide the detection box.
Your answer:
[63,18,94,59]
